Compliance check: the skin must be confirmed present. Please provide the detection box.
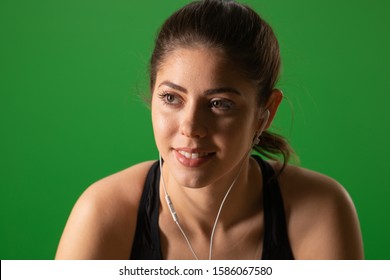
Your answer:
[55,47,364,260]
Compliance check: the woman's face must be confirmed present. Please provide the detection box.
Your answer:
[151,47,261,188]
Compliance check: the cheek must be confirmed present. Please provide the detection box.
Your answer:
[224,121,253,143]
[210,117,256,156]
[151,105,177,145]
[219,109,256,135]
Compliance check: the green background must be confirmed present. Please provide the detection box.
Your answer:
[1,0,389,259]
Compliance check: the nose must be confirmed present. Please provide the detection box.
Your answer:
[180,101,208,139]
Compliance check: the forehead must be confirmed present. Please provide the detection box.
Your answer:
[155,47,256,93]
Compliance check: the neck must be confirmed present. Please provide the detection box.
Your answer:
[160,156,261,233]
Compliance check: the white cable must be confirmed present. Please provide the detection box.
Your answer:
[158,109,268,259]
[159,155,199,259]
[175,220,199,260]
[159,153,246,260]
[208,159,245,260]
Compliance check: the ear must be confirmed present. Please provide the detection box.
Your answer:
[263,89,283,129]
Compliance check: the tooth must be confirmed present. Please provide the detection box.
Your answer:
[178,150,211,159]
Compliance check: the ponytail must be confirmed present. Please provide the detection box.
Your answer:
[253,130,295,175]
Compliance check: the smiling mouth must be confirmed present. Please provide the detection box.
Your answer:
[177,150,214,159]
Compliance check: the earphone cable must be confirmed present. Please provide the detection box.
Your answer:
[159,153,246,260]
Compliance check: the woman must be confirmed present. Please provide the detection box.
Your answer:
[55,0,363,260]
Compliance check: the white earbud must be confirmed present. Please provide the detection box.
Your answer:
[253,109,270,145]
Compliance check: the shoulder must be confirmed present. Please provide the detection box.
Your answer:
[55,160,156,259]
[270,161,364,259]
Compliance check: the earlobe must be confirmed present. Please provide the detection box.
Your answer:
[253,89,283,143]
[264,89,283,130]
[253,109,270,145]
[258,109,270,134]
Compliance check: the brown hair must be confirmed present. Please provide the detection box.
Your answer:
[150,0,294,167]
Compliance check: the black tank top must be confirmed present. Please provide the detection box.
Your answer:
[130,155,294,260]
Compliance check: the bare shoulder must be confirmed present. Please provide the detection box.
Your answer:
[55,160,156,260]
[269,161,364,259]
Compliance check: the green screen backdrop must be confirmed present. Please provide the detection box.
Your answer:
[1,0,389,259]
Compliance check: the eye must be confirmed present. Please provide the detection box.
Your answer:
[209,99,234,111]
[158,92,182,105]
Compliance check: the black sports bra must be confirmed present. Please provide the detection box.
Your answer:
[130,155,294,260]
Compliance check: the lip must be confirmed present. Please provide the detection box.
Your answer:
[173,148,216,167]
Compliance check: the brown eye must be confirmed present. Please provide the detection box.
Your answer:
[211,100,222,107]
[166,94,174,102]
[158,92,182,105]
[210,99,234,111]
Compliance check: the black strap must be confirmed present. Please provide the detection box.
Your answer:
[130,157,294,260]
[130,161,162,259]
[253,155,294,260]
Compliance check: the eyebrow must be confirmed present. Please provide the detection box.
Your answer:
[159,81,187,93]
[204,87,242,96]
[158,80,242,96]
